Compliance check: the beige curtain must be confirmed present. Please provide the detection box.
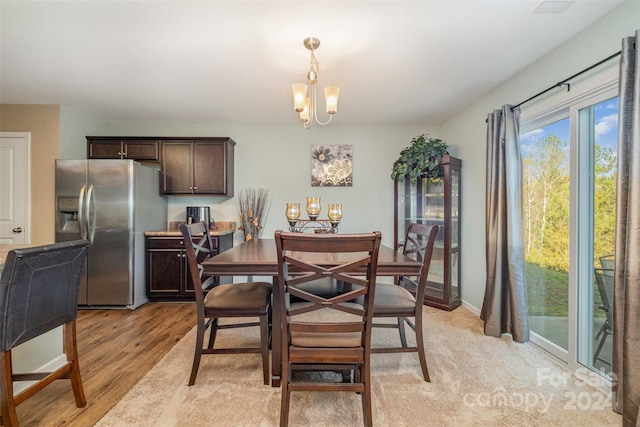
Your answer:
[481,105,529,343]
[613,29,640,426]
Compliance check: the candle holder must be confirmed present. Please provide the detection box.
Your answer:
[285,202,301,226]
[306,197,321,220]
[327,203,342,228]
[286,200,342,233]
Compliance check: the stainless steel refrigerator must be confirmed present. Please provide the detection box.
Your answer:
[55,159,167,309]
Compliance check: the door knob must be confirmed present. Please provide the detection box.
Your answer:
[12,227,23,233]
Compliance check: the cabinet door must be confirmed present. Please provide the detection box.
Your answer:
[161,142,194,194]
[147,249,182,294]
[88,140,123,158]
[193,142,227,194]
[123,140,159,161]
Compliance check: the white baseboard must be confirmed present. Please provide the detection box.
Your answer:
[461,299,481,315]
[12,354,67,395]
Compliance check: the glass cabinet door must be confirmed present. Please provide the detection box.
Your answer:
[394,155,461,310]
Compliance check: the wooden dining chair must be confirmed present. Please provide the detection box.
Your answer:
[0,240,90,427]
[275,230,382,427]
[180,222,272,386]
[370,223,439,381]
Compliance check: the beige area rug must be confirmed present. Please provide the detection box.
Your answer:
[95,306,620,426]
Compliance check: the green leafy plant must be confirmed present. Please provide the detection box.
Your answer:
[391,134,449,184]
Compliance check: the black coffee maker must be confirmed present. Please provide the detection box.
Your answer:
[186,206,213,228]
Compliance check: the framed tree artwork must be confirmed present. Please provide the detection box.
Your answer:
[311,144,353,187]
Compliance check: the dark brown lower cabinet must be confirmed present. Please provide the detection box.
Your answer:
[146,233,233,301]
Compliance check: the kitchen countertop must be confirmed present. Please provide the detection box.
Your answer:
[145,221,236,237]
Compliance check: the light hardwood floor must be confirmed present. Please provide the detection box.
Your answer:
[15,302,196,427]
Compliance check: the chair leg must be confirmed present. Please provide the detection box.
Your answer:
[207,318,219,349]
[0,351,18,427]
[415,313,430,382]
[279,363,291,427]
[398,317,408,348]
[593,331,609,365]
[189,319,208,386]
[260,311,270,385]
[594,321,606,340]
[64,321,87,407]
[361,364,373,427]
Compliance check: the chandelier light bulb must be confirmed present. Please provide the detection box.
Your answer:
[292,83,308,112]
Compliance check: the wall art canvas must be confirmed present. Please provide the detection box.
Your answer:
[311,145,353,187]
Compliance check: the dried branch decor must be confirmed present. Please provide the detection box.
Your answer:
[237,188,271,241]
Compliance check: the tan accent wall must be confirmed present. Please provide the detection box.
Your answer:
[0,104,60,244]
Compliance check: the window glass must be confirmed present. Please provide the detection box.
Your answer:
[521,118,570,351]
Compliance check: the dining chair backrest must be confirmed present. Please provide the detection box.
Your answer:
[399,222,440,303]
[594,268,613,325]
[599,255,615,273]
[0,240,89,351]
[275,231,382,346]
[593,268,613,365]
[180,221,217,302]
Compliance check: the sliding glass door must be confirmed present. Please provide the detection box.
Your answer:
[521,117,570,360]
[576,97,618,376]
[520,88,618,380]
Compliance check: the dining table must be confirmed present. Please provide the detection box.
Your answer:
[201,238,422,387]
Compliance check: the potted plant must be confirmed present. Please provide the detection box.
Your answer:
[391,134,449,184]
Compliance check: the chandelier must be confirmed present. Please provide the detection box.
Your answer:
[291,37,340,129]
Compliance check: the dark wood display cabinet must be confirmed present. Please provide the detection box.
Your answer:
[161,138,235,196]
[87,136,160,161]
[146,233,233,301]
[394,155,462,310]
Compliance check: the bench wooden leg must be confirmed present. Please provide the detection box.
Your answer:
[0,351,19,427]
[65,321,87,407]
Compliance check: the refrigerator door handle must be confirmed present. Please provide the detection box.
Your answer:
[78,185,87,239]
[86,184,96,244]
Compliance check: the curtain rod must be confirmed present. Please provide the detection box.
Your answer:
[510,50,622,110]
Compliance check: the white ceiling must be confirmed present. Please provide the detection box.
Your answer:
[0,0,626,125]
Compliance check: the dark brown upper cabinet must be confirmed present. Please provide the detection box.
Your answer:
[160,138,235,196]
[87,137,160,161]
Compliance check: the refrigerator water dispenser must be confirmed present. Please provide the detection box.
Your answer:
[57,197,80,233]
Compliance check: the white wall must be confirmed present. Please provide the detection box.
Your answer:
[63,121,441,249]
[60,106,111,159]
[440,1,638,310]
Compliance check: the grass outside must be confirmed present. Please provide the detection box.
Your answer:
[526,262,604,318]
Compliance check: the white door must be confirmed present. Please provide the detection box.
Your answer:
[0,132,30,244]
